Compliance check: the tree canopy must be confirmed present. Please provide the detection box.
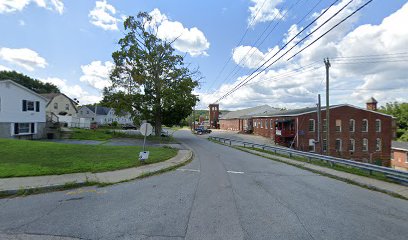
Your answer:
[103,12,200,135]
[379,102,408,141]
[0,70,60,94]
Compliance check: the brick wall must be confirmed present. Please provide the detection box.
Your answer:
[220,119,240,131]
[391,149,408,171]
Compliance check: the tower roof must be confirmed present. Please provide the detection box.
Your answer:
[366,97,378,104]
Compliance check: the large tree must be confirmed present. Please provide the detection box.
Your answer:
[0,70,60,93]
[105,12,199,136]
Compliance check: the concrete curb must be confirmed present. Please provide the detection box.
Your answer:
[0,150,193,196]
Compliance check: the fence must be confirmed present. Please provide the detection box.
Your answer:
[209,136,408,184]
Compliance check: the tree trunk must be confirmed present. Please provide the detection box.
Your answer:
[155,111,162,136]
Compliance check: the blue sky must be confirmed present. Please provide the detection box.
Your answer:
[1,0,407,110]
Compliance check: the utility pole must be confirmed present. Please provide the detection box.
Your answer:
[317,94,321,153]
[324,58,331,155]
[193,105,196,130]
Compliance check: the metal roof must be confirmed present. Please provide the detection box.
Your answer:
[392,141,408,151]
[220,105,281,119]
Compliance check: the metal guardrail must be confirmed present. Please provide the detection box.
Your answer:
[209,136,408,183]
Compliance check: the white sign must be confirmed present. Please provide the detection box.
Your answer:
[139,151,150,161]
[140,123,153,136]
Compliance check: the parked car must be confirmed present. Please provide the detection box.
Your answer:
[122,124,137,130]
[194,126,212,135]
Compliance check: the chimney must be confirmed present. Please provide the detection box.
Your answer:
[366,97,378,111]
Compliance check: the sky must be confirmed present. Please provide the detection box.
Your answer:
[0,0,407,110]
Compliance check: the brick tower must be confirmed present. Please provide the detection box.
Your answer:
[366,97,378,111]
[209,104,219,129]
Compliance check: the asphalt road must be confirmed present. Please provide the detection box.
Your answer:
[1,129,407,240]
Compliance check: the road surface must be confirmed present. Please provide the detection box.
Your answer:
[1,129,407,240]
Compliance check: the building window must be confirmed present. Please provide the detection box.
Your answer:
[375,119,381,132]
[260,120,263,128]
[323,119,327,132]
[335,139,342,151]
[362,119,368,132]
[335,120,342,132]
[13,122,35,135]
[54,102,58,109]
[308,119,315,132]
[322,139,327,152]
[349,139,355,152]
[349,119,355,132]
[254,121,257,127]
[308,139,315,152]
[362,138,368,151]
[376,138,381,151]
[391,150,394,160]
[22,100,39,112]
[65,104,69,110]
[265,120,268,129]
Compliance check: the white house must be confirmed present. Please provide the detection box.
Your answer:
[41,93,78,117]
[77,105,133,125]
[0,80,48,139]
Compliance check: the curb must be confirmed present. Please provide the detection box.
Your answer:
[0,150,193,197]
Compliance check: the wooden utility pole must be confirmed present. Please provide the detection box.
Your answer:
[317,94,321,152]
[324,58,331,155]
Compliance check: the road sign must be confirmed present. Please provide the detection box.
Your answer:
[140,123,153,136]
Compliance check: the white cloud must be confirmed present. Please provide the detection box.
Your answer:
[0,47,47,71]
[0,64,11,71]
[0,0,64,14]
[80,60,114,91]
[89,0,119,31]
[40,77,102,104]
[149,8,210,57]
[231,45,280,69]
[200,1,408,110]
[18,19,25,26]
[248,0,285,27]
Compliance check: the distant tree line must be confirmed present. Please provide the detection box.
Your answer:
[0,70,60,94]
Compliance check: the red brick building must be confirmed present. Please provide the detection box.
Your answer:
[209,104,220,129]
[251,103,395,166]
[219,105,280,132]
[391,141,408,171]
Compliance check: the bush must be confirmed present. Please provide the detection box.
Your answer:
[112,121,118,127]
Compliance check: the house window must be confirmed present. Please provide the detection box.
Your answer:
[323,119,327,132]
[265,120,268,129]
[254,121,257,127]
[260,120,263,128]
[335,139,342,151]
[308,139,315,152]
[309,119,315,132]
[375,119,381,132]
[13,122,35,135]
[54,102,58,109]
[376,138,381,151]
[362,119,368,132]
[335,120,342,132]
[22,100,39,112]
[65,104,69,110]
[362,138,368,151]
[322,139,327,152]
[349,119,355,132]
[349,139,355,152]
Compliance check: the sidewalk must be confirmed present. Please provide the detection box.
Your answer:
[0,150,192,195]
[240,148,408,199]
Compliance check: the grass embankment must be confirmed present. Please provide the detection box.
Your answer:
[0,138,178,178]
[239,146,389,182]
[70,128,176,143]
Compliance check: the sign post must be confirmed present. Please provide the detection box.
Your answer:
[139,122,153,162]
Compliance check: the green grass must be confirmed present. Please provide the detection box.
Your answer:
[70,128,176,143]
[0,138,178,178]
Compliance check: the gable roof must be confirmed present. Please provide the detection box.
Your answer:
[0,80,48,101]
[220,105,281,119]
[83,105,112,115]
[392,141,408,151]
[40,93,78,111]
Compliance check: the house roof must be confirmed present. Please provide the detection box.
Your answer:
[253,104,394,118]
[40,93,78,111]
[0,80,49,101]
[392,141,408,151]
[366,97,378,104]
[220,105,281,119]
[84,105,112,115]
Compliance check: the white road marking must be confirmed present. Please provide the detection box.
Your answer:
[177,169,200,172]
[227,170,245,174]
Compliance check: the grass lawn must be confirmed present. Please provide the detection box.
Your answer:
[0,138,178,178]
[69,128,176,143]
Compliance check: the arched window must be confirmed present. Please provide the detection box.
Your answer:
[349,119,355,132]
[362,119,368,132]
[375,119,381,132]
[376,138,381,151]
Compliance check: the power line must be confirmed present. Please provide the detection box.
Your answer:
[287,0,373,60]
[216,0,351,103]
[204,0,269,93]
